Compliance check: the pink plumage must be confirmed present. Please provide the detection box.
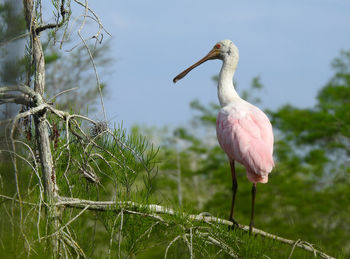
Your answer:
[173,39,275,233]
[216,103,274,183]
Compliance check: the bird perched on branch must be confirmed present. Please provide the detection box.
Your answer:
[173,40,274,234]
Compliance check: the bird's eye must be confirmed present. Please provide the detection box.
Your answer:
[215,44,221,49]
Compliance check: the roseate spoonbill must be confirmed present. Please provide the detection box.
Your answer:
[173,40,274,234]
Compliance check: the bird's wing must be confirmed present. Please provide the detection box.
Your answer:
[216,106,274,175]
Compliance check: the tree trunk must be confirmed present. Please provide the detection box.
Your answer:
[23,0,60,256]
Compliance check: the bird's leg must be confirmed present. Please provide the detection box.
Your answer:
[249,183,257,235]
[229,160,239,228]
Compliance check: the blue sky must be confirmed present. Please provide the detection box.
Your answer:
[81,0,350,130]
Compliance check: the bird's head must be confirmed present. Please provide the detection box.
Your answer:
[173,40,239,83]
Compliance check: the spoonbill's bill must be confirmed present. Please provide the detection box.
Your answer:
[173,40,274,234]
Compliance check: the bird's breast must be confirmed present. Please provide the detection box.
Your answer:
[215,104,274,178]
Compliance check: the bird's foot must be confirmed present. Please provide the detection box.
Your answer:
[228,217,239,230]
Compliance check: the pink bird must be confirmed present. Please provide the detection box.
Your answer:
[173,40,274,234]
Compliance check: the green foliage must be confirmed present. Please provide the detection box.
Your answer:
[1,1,347,256]
[139,52,350,258]
[2,112,330,258]
[0,118,160,257]
[0,1,26,42]
[266,51,350,256]
[0,0,26,87]
[1,120,314,258]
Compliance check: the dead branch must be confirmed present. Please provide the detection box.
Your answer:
[1,1,112,257]
[0,194,37,206]
[0,93,30,105]
[35,0,69,34]
[56,196,335,259]
[22,1,61,255]
[0,85,35,95]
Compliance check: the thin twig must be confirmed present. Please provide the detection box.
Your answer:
[118,209,124,259]
[108,211,121,259]
[288,239,301,259]
[40,205,90,241]
[0,32,31,47]
[0,194,37,206]
[164,235,182,259]
[49,87,79,102]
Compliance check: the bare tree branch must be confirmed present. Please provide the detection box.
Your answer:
[56,196,335,259]
[35,0,69,34]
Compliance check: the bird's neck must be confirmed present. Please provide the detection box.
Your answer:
[217,59,240,107]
